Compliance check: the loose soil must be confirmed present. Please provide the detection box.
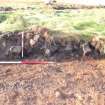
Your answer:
[0,60,105,104]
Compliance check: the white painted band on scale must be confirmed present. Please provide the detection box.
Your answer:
[0,61,21,64]
[0,61,55,64]
[21,32,24,58]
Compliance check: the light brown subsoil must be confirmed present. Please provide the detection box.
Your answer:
[0,59,105,105]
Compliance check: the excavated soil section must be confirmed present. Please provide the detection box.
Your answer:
[0,28,104,61]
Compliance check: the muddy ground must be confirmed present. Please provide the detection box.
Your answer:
[0,60,105,105]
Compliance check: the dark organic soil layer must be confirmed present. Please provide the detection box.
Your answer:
[0,31,22,61]
[0,28,104,61]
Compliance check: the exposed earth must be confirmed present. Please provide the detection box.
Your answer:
[0,60,105,105]
[0,28,105,105]
[0,31,22,61]
[0,27,105,61]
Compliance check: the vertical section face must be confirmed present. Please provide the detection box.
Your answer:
[23,30,43,60]
[0,28,47,62]
[0,32,22,61]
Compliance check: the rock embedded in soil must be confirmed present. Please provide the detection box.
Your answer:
[80,42,92,56]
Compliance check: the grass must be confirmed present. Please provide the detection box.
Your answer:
[0,13,9,23]
[0,2,105,39]
[0,12,28,32]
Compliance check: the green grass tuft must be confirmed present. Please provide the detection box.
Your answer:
[0,12,28,32]
[0,13,9,23]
